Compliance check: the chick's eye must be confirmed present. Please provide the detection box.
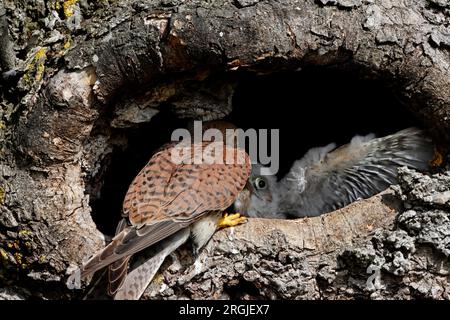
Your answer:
[254,177,267,190]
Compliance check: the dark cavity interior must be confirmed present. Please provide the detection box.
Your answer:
[91,67,423,235]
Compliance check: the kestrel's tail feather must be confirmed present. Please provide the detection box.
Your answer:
[72,220,186,281]
[114,228,190,300]
[107,218,131,296]
[108,256,131,296]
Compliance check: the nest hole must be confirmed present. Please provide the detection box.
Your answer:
[90,67,425,235]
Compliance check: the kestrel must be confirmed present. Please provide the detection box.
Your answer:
[235,127,434,218]
[69,122,250,300]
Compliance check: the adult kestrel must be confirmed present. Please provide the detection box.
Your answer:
[69,122,250,300]
[235,127,434,218]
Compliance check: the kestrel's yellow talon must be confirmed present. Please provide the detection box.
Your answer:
[430,149,444,167]
[218,212,247,228]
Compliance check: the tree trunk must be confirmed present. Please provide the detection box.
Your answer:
[0,0,449,299]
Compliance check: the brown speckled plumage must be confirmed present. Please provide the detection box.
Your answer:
[71,123,251,299]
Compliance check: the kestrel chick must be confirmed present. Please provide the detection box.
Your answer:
[235,127,434,218]
[69,122,250,300]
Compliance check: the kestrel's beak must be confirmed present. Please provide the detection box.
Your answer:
[234,184,252,215]
[245,180,254,195]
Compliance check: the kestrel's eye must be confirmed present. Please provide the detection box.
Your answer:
[254,177,267,190]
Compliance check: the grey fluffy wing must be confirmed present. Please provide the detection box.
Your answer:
[282,128,433,216]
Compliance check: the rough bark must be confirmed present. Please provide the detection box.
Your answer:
[0,0,449,299]
[138,168,450,300]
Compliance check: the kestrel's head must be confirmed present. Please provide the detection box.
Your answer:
[187,120,239,145]
[234,164,282,219]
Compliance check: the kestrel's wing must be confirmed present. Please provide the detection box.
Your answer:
[77,142,251,278]
[282,127,433,216]
[125,141,251,225]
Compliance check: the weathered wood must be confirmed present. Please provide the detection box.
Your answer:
[139,189,400,299]
[0,0,449,299]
